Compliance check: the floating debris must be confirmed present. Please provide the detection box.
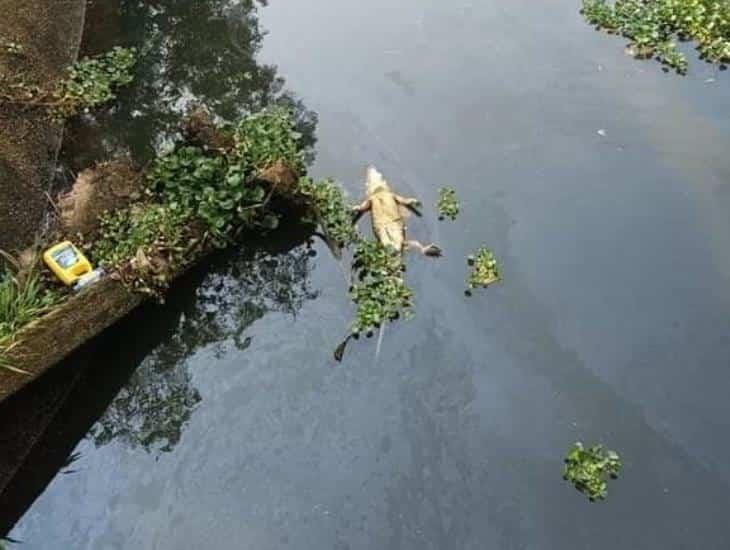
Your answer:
[437,187,460,221]
[466,247,500,293]
[563,442,622,502]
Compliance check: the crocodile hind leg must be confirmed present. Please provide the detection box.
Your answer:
[406,240,442,257]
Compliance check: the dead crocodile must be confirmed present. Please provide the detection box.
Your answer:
[335,166,441,361]
[352,165,441,257]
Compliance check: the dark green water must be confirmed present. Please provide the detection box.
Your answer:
[5,0,730,548]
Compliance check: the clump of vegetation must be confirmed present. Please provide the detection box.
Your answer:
[563,442,622,501]
[582,0,730,73]
[298,177,360,248]
[234,107,306,174]
[93,204,190,269]
[352,238,404,279]
[349,239,413,335]
[0,46,136,118]
[466,247,500,292]
[79,107,312,298]
[0,254,61,373]
[0,257,60,342]
[91,203,198,298]
[54,46,137,117]
[147,146,249,245]
[147,108,305,247]
[437,187,460,221]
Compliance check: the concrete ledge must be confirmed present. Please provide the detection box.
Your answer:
[0,0,87,251]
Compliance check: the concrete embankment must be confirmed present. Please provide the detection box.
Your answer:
[0,0,87,251]
[0,0,88,517]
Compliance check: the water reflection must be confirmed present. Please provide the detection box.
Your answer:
[56,0,322,454]
[62,0,317,168]
[88,243,318,454]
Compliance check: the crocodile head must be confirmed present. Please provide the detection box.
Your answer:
[366,165,390,197]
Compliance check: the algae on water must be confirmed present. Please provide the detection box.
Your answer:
[563,442,622,501]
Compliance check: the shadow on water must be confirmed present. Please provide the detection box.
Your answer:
[0,220,318,535]
[0,0,320,535]
[87,228,318,455]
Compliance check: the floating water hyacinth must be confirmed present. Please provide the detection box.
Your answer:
[349,239,412,335]
[563,442,622,502]
[581,0,730,74]
[466,247,500,293]
[437,187,460,221]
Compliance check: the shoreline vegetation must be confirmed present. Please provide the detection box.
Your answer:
[0,102,355,400]
[0,47,136,120]
[582,0,730,73]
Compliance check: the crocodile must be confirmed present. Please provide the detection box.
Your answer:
[352,166,441,257]
[334,166,441,362]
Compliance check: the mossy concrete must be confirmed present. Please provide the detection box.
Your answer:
[0,0,87,251]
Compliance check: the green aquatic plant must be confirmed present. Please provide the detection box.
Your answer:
[466,247,500,291]
[298,177,360,248]
[0,46,136,117]
[148,146,232,242]
[93,204,190,270]
[147,146,273,246]
[349,239,413,335]
[582,0,730,73]
[352,238,403,278]
[92,203,197,298]
[350,276,413,334]
[233,106,306,174]
[563,442,622,501]
[55,46,137,116]
[148,108,307,246]
[437,187,460,221]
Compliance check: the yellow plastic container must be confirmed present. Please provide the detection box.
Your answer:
[43,241,93,286]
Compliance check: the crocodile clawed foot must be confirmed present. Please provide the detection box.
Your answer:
[424,244,442,257]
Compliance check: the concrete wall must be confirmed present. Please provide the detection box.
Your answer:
[0,0,87,251]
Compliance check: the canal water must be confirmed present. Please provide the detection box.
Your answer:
[6,0,730,548]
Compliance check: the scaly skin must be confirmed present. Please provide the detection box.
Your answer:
[352,166,440,256]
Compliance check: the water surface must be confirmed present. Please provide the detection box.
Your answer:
[7,0,730,548]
